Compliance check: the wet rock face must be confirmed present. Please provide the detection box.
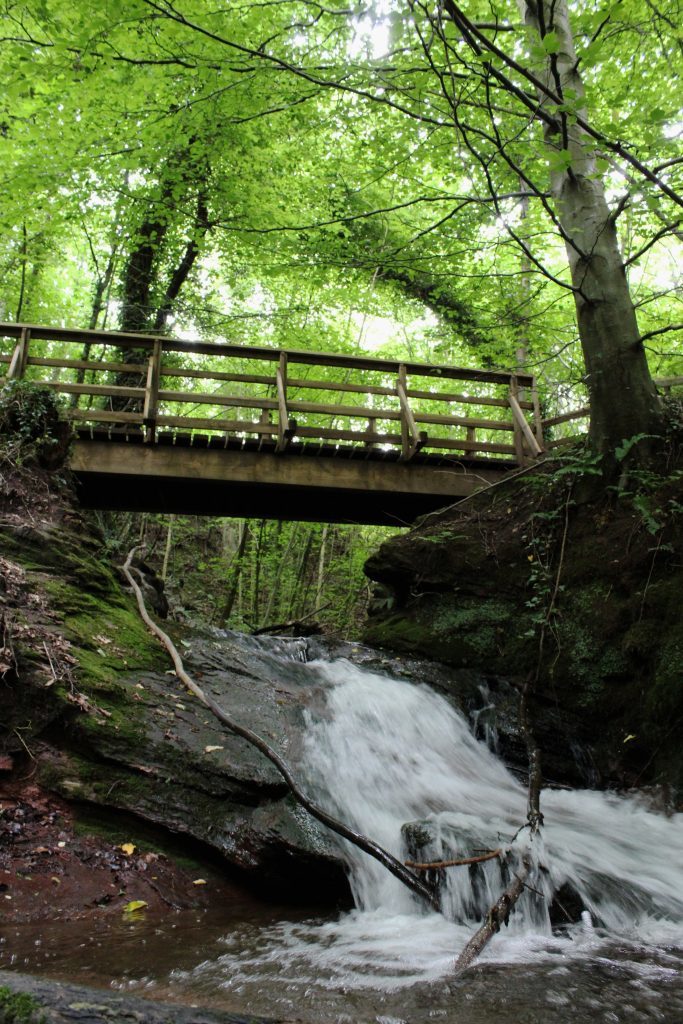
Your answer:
[0,489,347,903]
[362,469,683,804]
[23,632,350,902]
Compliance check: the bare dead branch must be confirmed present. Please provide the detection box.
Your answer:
[454,853,532,973]
[406,848,502,870]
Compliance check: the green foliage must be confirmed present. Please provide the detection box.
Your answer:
[0,988,45,1024]
[0,0,678,416]
[0,380,70,467]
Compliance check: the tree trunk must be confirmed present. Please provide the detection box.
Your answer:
[517,0,664,456]
[218,520,249,626]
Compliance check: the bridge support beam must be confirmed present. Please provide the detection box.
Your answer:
[69,439,510,526]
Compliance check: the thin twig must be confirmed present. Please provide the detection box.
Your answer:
[406,848,502,870]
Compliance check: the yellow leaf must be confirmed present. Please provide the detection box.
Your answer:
[192,878,207,885]
[123,900,148,914]
[204,745,223,754]
[120,843,136,855]
[623,734,636,744]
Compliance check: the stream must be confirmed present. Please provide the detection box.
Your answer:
[3,637,683,1022]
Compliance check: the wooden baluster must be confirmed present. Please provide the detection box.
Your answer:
[510,376,525,465]
[397,364,427,460]
[466,425,477,455]
[143,338,162,443]
[276,351,296,452]
[531,378,544,450]
[7,327,30,381]
[366,415,378,449]
[258,407,273,450]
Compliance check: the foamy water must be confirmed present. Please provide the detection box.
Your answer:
[174,656,683,1008]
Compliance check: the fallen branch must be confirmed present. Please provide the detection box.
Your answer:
[250,601,332,636]
[406,848,502,870]
[454,853,532,974]
[122,547,438,911]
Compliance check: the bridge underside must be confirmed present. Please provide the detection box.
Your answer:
[70,434,515,526]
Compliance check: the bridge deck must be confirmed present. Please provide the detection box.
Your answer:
[71,430,516,525]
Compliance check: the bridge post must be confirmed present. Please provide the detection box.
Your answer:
[531,379,544,448]
[366,415,378,449]
[143,338,162,443]
[397,364,427,461]
[276,351,296,452]
[7,327,30,381]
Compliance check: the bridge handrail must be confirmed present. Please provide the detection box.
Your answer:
[0,321,534,388]
[0,321,545,465]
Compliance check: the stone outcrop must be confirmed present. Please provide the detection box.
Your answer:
[363,463,683,805]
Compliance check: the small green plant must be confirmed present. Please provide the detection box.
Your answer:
[0,987,46,1024]
[0,379,70,467]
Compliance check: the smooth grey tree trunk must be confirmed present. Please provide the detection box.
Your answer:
[517,0,664,456]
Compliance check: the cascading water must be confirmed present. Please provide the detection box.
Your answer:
[10,634,677,1022]
[170,649,683,1021]
[300,660,683,943]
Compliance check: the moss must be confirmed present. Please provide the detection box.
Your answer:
[648,629,683,721]
[0,988,45,1024]
[364,596,533,674]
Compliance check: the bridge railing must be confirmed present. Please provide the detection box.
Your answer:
[539,375,683,449]
[0,322,545,464]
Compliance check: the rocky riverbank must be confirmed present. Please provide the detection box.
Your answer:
[0,971,280,1024]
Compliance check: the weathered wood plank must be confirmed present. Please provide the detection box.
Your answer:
[413,411,514,431]
[158,389,277,410]
[287,397,399,419]
[542,407,589,428]
[143,338,163,443]
[161,367,275,387]
[419,436,517,455]
[295,425,401,445]
[276,352,293,452]
[288,376,395,397]
[7,327,30,380]
[407,387,533,411]
[509,377,527,465]
[27,356,144,374]
[44,381,145,399]
[68,409,144,424]
[510,391,543,457]
[156,414,276,434]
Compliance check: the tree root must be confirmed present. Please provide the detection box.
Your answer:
[122,547,439,911]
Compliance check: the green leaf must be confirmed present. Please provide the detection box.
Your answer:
[548,148,573,173]
[542,31,561,55]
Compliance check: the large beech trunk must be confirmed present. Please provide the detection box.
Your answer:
[518,0,664,455]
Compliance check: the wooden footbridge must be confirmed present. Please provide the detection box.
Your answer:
[1,322,551,525]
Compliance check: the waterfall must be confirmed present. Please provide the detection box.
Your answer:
[300,658,683,947]
[175,650,683,1013]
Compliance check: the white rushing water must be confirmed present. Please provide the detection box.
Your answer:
[176,655,683,1011]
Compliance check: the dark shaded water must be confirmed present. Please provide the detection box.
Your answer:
[2,907,682,1023]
